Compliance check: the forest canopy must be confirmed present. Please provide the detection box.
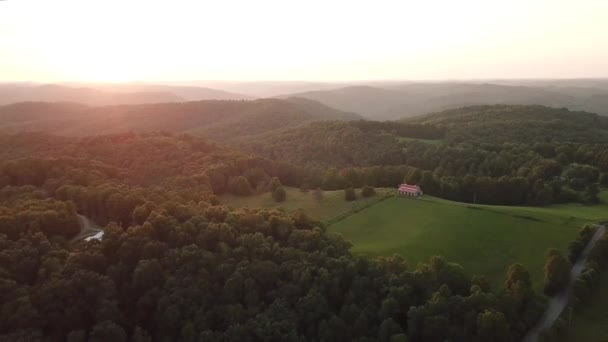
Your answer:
[1,102,608,340]
[0,132,548,341]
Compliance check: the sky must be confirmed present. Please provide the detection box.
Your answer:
[1,0,608,82]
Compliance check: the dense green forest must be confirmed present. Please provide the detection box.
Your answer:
[0,133,548,341]
[0,98,359,139]
[1,102,608,340]
[0,104,606,207]
[404,105,608,144]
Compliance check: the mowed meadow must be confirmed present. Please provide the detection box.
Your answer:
[223,187,608,290]
[330,191,608,289]
[220,187,394,223]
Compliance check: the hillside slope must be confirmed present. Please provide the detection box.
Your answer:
[331,194,608,289]
[404,104,608,143]
[0,98,361,140]
[282,82,606,119]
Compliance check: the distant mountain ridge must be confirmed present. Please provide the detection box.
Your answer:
[279,82,608,119]
[4,80,608,120]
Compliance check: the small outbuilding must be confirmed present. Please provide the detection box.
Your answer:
[398,183,423,197]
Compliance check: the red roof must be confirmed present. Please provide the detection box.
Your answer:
[398,184,421,192]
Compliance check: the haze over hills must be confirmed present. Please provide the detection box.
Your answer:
[0,97,360,140]
[2,80,608,121]
[403,104,608,143]
[177,81,357,98]
[69,83,252,101]
[279,81,608,120]
[0,83,249,106]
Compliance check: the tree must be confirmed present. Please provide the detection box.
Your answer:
[272,186,287,203]
[313,188,324,204]
[600,173,608,187]
[361,185,375,197]
[405,169,422,185]
[503,263,534,313]
[543,249,571,296]
[344,187,356,201]
[133,259,164,291]
[89,321,127,342]
[567,239,585,263]
[228,176,253,196]
[477,310,509,342]
[583,183,600,204]
[505,263,532,291]
[472,275,491,292]
[67,330,86,342]
[269,177,282,192]
[378,318,403,342]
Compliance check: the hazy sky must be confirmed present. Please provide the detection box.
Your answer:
[2,0,608,82]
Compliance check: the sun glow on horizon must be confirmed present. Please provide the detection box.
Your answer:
[2,0,608,82]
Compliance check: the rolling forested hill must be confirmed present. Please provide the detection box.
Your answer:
[234,105,608,206]
[280,82,608,120]
[0,98,361,140]
[238,105,608,166]
[403,105,608,143]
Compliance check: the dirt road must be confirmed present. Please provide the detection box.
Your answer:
[522,225,606,342]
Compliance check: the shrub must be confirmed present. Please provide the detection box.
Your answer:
[344,187,356,201]
[272,186,287,203]
[269,177,282,192]
[543,249,571,296]
[361,185,376,197]
[313,188,324,203]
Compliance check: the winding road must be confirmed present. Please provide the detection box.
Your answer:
[522,225,606,342]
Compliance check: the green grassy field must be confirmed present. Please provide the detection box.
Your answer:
[220,187,393,222]
[330,192,608,289]
[222,186,608,289]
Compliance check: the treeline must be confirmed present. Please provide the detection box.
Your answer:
[300,163,599,206]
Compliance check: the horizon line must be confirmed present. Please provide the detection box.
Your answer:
[2,76,608,85]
